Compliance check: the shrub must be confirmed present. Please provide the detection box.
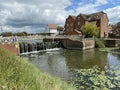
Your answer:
[94,37,105,48]
[82,23,99,38]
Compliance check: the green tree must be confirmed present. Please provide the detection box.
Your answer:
[82,23,99,37]
[15,32,27,36]
[57,26,63,31]
[2,32,13,37]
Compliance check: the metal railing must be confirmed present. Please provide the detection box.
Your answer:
[0,35,94,43]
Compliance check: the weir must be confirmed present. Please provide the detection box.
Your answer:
[0,35,95,55]
[19,41,61,55]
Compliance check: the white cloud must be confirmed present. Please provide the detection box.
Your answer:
[75,0,108,14]
[0,0,72,33]
[104,6,120,24]
[96,0,108,5]
[0,0,119,33]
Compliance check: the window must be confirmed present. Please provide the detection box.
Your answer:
[67,24,69,27]
[78,17,80,20]
[78,21,80,25]
[96,15,99,18]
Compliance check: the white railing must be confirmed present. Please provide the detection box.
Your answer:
[0,35,93,43]
[0,36,18,43]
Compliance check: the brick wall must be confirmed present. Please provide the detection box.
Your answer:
[100,14,109,37]
[0,43,20,56]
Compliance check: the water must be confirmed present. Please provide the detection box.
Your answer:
[22,49,120,83]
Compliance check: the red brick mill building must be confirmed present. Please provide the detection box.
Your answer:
[64,11,109,37]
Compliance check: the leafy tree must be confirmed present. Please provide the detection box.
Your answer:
[2,32,13,37]
[57,26,63,31]
[16,32,27,36]
[82,23,99,37]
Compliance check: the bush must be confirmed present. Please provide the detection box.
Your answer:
[94,37,105,48]
[82,23,99,38]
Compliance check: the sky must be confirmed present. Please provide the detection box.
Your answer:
[0,0,120,33]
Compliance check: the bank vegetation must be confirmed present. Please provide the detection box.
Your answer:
[0,48,76,90]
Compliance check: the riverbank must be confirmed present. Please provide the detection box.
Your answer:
[99,47,120,54]
[0,48,76,90]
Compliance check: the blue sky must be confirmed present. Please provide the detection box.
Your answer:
[0,0,120,33]
[66,0,120,11]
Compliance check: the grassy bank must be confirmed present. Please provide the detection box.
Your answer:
[0,48,76,90]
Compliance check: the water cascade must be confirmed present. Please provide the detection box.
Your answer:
[19,41,61,54]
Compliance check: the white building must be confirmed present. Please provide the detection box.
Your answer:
[45,24,59,36]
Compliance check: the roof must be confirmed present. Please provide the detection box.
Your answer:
[70,15,76,20]
[47,24,57,29]
[78,11,106,21]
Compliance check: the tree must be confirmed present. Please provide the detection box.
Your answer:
[82,23,99,37]
[57,26,64,34]
[57,26,63,31]
[2,32,13,37]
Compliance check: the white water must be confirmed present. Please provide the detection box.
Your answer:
[20,48,61,55]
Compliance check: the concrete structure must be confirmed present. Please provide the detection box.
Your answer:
[64,11,109,38]
[0,35,95,55]
[44,35,95,50]
[62,38,95,50]
[105,38,120,47]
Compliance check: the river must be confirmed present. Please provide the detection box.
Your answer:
[22,49,120,83]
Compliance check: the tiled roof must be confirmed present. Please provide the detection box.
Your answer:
[70,15,76,20]
[79,11,105,21]
[47,24,57,29]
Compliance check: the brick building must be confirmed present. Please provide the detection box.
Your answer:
[64,11,109,37]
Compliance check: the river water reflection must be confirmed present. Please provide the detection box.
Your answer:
[23,49,120,82]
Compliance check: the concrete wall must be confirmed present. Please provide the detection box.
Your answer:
[0,43,20,55]
[105,39,120,47]
[62,38,95,50]
[62,39,83,49]
[82,39,95,50]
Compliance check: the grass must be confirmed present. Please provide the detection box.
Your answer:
[0,48,76,90]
